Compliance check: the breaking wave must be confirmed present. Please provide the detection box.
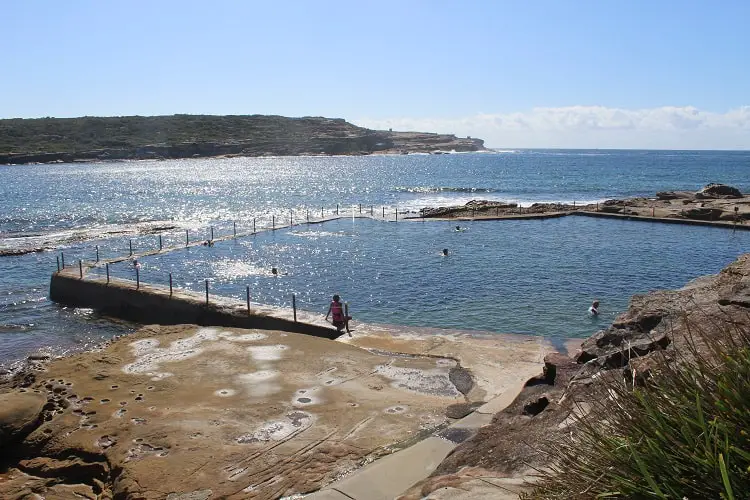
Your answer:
[392,186,498,194]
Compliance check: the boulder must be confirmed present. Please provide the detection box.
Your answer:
[449,366,474,395]
[695,183,742,199]
[598,200,624,213]
[0,391,46,447]
[576,308,668,365]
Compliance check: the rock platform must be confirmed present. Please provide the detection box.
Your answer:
[0,324,551,499]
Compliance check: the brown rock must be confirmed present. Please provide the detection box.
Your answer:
[0,391,46,447]
[696,183,742,199]
[542,352,577,386]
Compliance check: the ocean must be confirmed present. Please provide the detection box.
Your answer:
[1,149,749,364]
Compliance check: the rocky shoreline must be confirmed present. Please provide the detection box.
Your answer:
[401,253,750,498]
[0,323,549,499]
[420,183,750,224]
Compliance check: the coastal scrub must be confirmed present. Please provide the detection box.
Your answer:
[525,315,750,499]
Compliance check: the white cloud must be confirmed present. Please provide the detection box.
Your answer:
[353,106,750,150]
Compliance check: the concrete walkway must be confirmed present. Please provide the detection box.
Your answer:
[305,383,528,500]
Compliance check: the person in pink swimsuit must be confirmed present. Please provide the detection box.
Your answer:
[325,294,351,334]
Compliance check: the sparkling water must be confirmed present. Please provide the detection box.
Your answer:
[1,150,749,363]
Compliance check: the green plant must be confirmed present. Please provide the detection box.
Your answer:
[524,314,750,499]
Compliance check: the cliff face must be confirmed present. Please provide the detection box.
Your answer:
[0,115,484,164]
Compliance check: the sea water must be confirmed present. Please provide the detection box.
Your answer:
[1,150,749,364]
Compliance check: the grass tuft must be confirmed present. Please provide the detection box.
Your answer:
[524,312,750,499]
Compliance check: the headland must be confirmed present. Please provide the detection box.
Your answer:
[0,115,485,165]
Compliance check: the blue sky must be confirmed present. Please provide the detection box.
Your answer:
[3,0,749,148]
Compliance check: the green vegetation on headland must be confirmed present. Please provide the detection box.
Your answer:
[0,114,485,164]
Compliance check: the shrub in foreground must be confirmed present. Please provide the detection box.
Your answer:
[525,317,750,499]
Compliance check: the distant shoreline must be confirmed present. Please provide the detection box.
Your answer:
[0,114,484,165]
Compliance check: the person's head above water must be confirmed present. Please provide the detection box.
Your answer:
[456,225,460,230]
[271,267,278,275]
[332,294,340,302]
[592,300,599,307]
[442,248,449,256]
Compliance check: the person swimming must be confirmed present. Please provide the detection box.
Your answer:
[442,248,449,256]
[589,300,600,316]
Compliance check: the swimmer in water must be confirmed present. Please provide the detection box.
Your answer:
[442,248,449,256]
[589,300,600,316]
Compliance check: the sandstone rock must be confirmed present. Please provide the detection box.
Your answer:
[449,366,474,395]
[696,183,742,199]
[166,490,213,500]
[576,306,673,369]
[17,456,109,484]
[718,287,750,308]
[542,352,577,386]
[522,396,550,416]
[2,325,516,498]
[626,351,670,386]
[0,391,46,447]
[445,401,484,419]
[599,204,623,213]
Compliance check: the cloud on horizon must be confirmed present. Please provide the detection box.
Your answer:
[354,106,750,150]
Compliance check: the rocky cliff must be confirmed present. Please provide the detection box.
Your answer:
[0,115,484,164]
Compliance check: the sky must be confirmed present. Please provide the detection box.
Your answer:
[3,0,749,149]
